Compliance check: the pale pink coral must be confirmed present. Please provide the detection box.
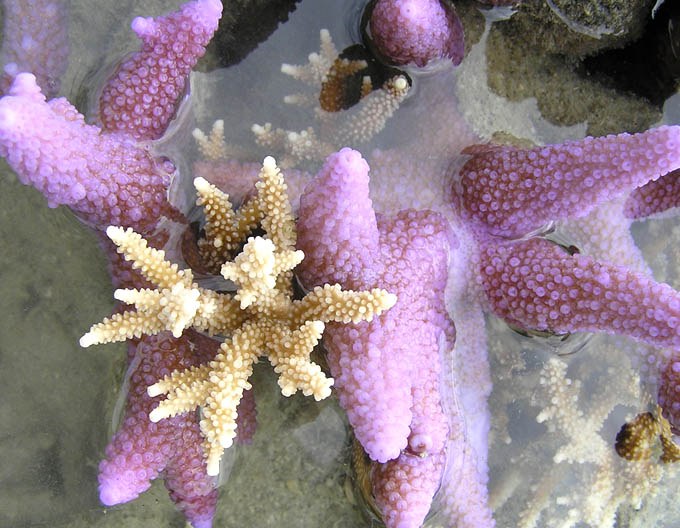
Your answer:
[297,148,453,527]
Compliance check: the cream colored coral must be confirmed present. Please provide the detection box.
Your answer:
[192,119,227,161]
[79,226,244,347]
[522,354,672,528]
[142,232,394,475]
[81,156,397,476]
[280,29,336,85]
[252,29,410,167]
[193,156,294,274]
[536,358,607,464]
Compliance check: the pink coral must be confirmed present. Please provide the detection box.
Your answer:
[480,236,680,349]
[98,0,222,140]
[0,0,69,97]
[98,332,219,528]
[0,73,174,233]
[624,168,680,219]
[372,451,446,528]
[297,148,453,527]
[457,127,680,238]
[368,0,464,67]
[0,2,225,526]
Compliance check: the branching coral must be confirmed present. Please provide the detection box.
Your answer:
[512,354,676,528]
[81,156,396,475]
[251,29,410,167]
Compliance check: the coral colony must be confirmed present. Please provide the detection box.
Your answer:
[3,0,680,527]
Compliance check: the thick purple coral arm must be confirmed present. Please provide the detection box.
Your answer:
[368,0,464,67]
[0,73,174,233]
[98,332,218,528]
[0,0,69,98]
[297,148,454,523]
[457,126,680,238]
[480,236,680,349]
[98,0,222,140]
[372,451,446,528]
[297,148,381,287]
[624,168,680,219]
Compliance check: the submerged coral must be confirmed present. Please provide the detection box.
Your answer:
[82,156,396,478]
[3,0,680,527]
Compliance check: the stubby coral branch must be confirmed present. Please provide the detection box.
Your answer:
[624,168,680,219]
[297,148,455,528]
[368,0,465,67]
[480,236,680,350]
[98,0,223,140]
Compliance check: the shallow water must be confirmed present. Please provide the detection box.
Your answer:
[1,0,679,527]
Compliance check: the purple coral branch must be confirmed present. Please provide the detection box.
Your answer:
[98,332,219,528]
[480,236,680,350]
[368,0,464,68]
[624,168,680,219]
[457,126,680,238]
[98,0,222,140]
[0,0,69,98]
[0,73,175,233]
[297,148,456,527]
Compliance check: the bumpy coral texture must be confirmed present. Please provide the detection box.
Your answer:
[297,148,453,527]
[369,0,464,67]
[0,2,225,527]
[458,127,680,238]
[98,0,222,140]
[6,0,680,525]
[624,169,680,219]
[98,332,220,528]
[372,451,446,528]
[0,73,174,233]
[480,236,680,351]
[0,0,68,97]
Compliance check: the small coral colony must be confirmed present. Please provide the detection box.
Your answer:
[3,0,680,526]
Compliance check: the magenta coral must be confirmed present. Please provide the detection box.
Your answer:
[6,0,680,525]
[98,0,222,140]
[0,2,226,526]
[368,0,464,67]
[624,168,680,219]
[372,451,446,528]
[457,126,680,238]
[297,148,453,527]
[0,73,174,233]
[480,236,680,349]
[0,0,69,97]
[98,332,219,528]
